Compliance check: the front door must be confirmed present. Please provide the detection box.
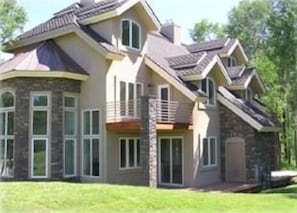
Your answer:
[225,138,246,182]
[159,137,183,186]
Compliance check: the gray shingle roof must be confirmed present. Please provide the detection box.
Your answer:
[166,52,206,68]
[17,0,126,41]
[0,40,88,75]
[147,32,206,97]
[231,67,254,86]
[218,86,278,128]
[227,65,245,79]
[186,38,229,53]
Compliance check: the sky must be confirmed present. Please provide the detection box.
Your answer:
[1,0,241,59]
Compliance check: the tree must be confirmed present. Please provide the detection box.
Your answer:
[190,19,226,42]
[226,0,272,58]
[0,0,27,45]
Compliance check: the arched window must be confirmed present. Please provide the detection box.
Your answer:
[201,77,216,106]
[0,91,15,177]
[121,19,141,50]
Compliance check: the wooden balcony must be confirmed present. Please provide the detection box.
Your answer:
[106,99,193,131]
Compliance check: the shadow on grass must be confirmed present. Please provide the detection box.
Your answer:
[263,184,297,199]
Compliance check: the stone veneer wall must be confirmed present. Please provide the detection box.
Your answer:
[1,78,80,180]
[220,103,278,184]
[140,96,157,187]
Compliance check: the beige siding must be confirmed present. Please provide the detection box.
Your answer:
[55,33,109,182]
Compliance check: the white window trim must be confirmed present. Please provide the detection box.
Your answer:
[119,138,140,170]
[31,138,49,178]
[202,136,217,168]
[0,91,15,177]
[201,77,216,107]
[158,136,184,187]
[119,81,144,118]
[81,109,101,178]
[227,56,236,67]
[121,19,141,51]
[63,94,78,177]
[30,92,51,179]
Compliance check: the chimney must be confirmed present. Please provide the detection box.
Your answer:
[161,22,181,45]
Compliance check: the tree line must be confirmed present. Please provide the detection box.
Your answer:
[191,0,297,169]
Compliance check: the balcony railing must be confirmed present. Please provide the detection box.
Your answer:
[106,99,193,124]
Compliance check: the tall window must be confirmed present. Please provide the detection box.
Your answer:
[202,137,217,167]
[120,81,143,117]
[242,88,253,102]
[82,110,100,177]
[31,93,50,178]
[64,95,77,177]
[0,91,14,177]
[121,19,141,50]
[201,77,216,106]
[119,138,140,169]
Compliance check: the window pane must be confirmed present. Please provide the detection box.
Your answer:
[83,139,90,176]
[210,138,216,165]
[6,139,14,176]
[132,22,140,49]
[129,139,135,167]
[201,79,207,93]
[65,139,75,175]
[0,112,5,135]
[7,112,14,135]
[92,139,100,177]
[0,140,4,176]
[1,92,14,108]
[128,83,134,116]
[120,81,126,116]
[120,139,126,168]
[136,84,142,99]
[92,111,99,135]
[203,138,209,166]
[33,95,48,107]
[136,139,140,167]
[33,111,47,135]
[64,97,75,108]
[122,20,130,46]
[33,140,47,177]
[208,79,215,105]
[83,111,90,135]
[64,111,75,135]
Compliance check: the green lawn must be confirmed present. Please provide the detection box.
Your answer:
[1,182,297,213]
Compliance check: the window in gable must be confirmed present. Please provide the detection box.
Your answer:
[201,77,216,106]
[121,19,141,50]
[227,57,236,67]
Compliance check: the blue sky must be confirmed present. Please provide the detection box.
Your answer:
[16,0,241,44]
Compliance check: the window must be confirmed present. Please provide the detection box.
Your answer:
[121,19,141,50]
[82,110,100,177]
[241,88,253,102]
[64,95,77,177]
[202,137,217,167]
[120,81,143,117]
[120,138,140,169]
[201,77,216,106]
[227,57,236,67]
[31,93,50,178]
[0,91,14,177]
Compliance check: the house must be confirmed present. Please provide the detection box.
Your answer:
[0,0,280,187]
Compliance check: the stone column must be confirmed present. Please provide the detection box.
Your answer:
[140,96,157,187]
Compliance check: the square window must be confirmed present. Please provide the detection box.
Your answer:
[33,95,48,107]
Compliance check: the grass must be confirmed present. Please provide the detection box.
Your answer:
[1,182,297,213]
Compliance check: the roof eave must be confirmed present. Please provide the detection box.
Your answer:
[79,0,160,30]
[220,39,249,63]
[145,57,197,102]
[0,70,89,81]
[182,55,232,85]
[218,93,280,132]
